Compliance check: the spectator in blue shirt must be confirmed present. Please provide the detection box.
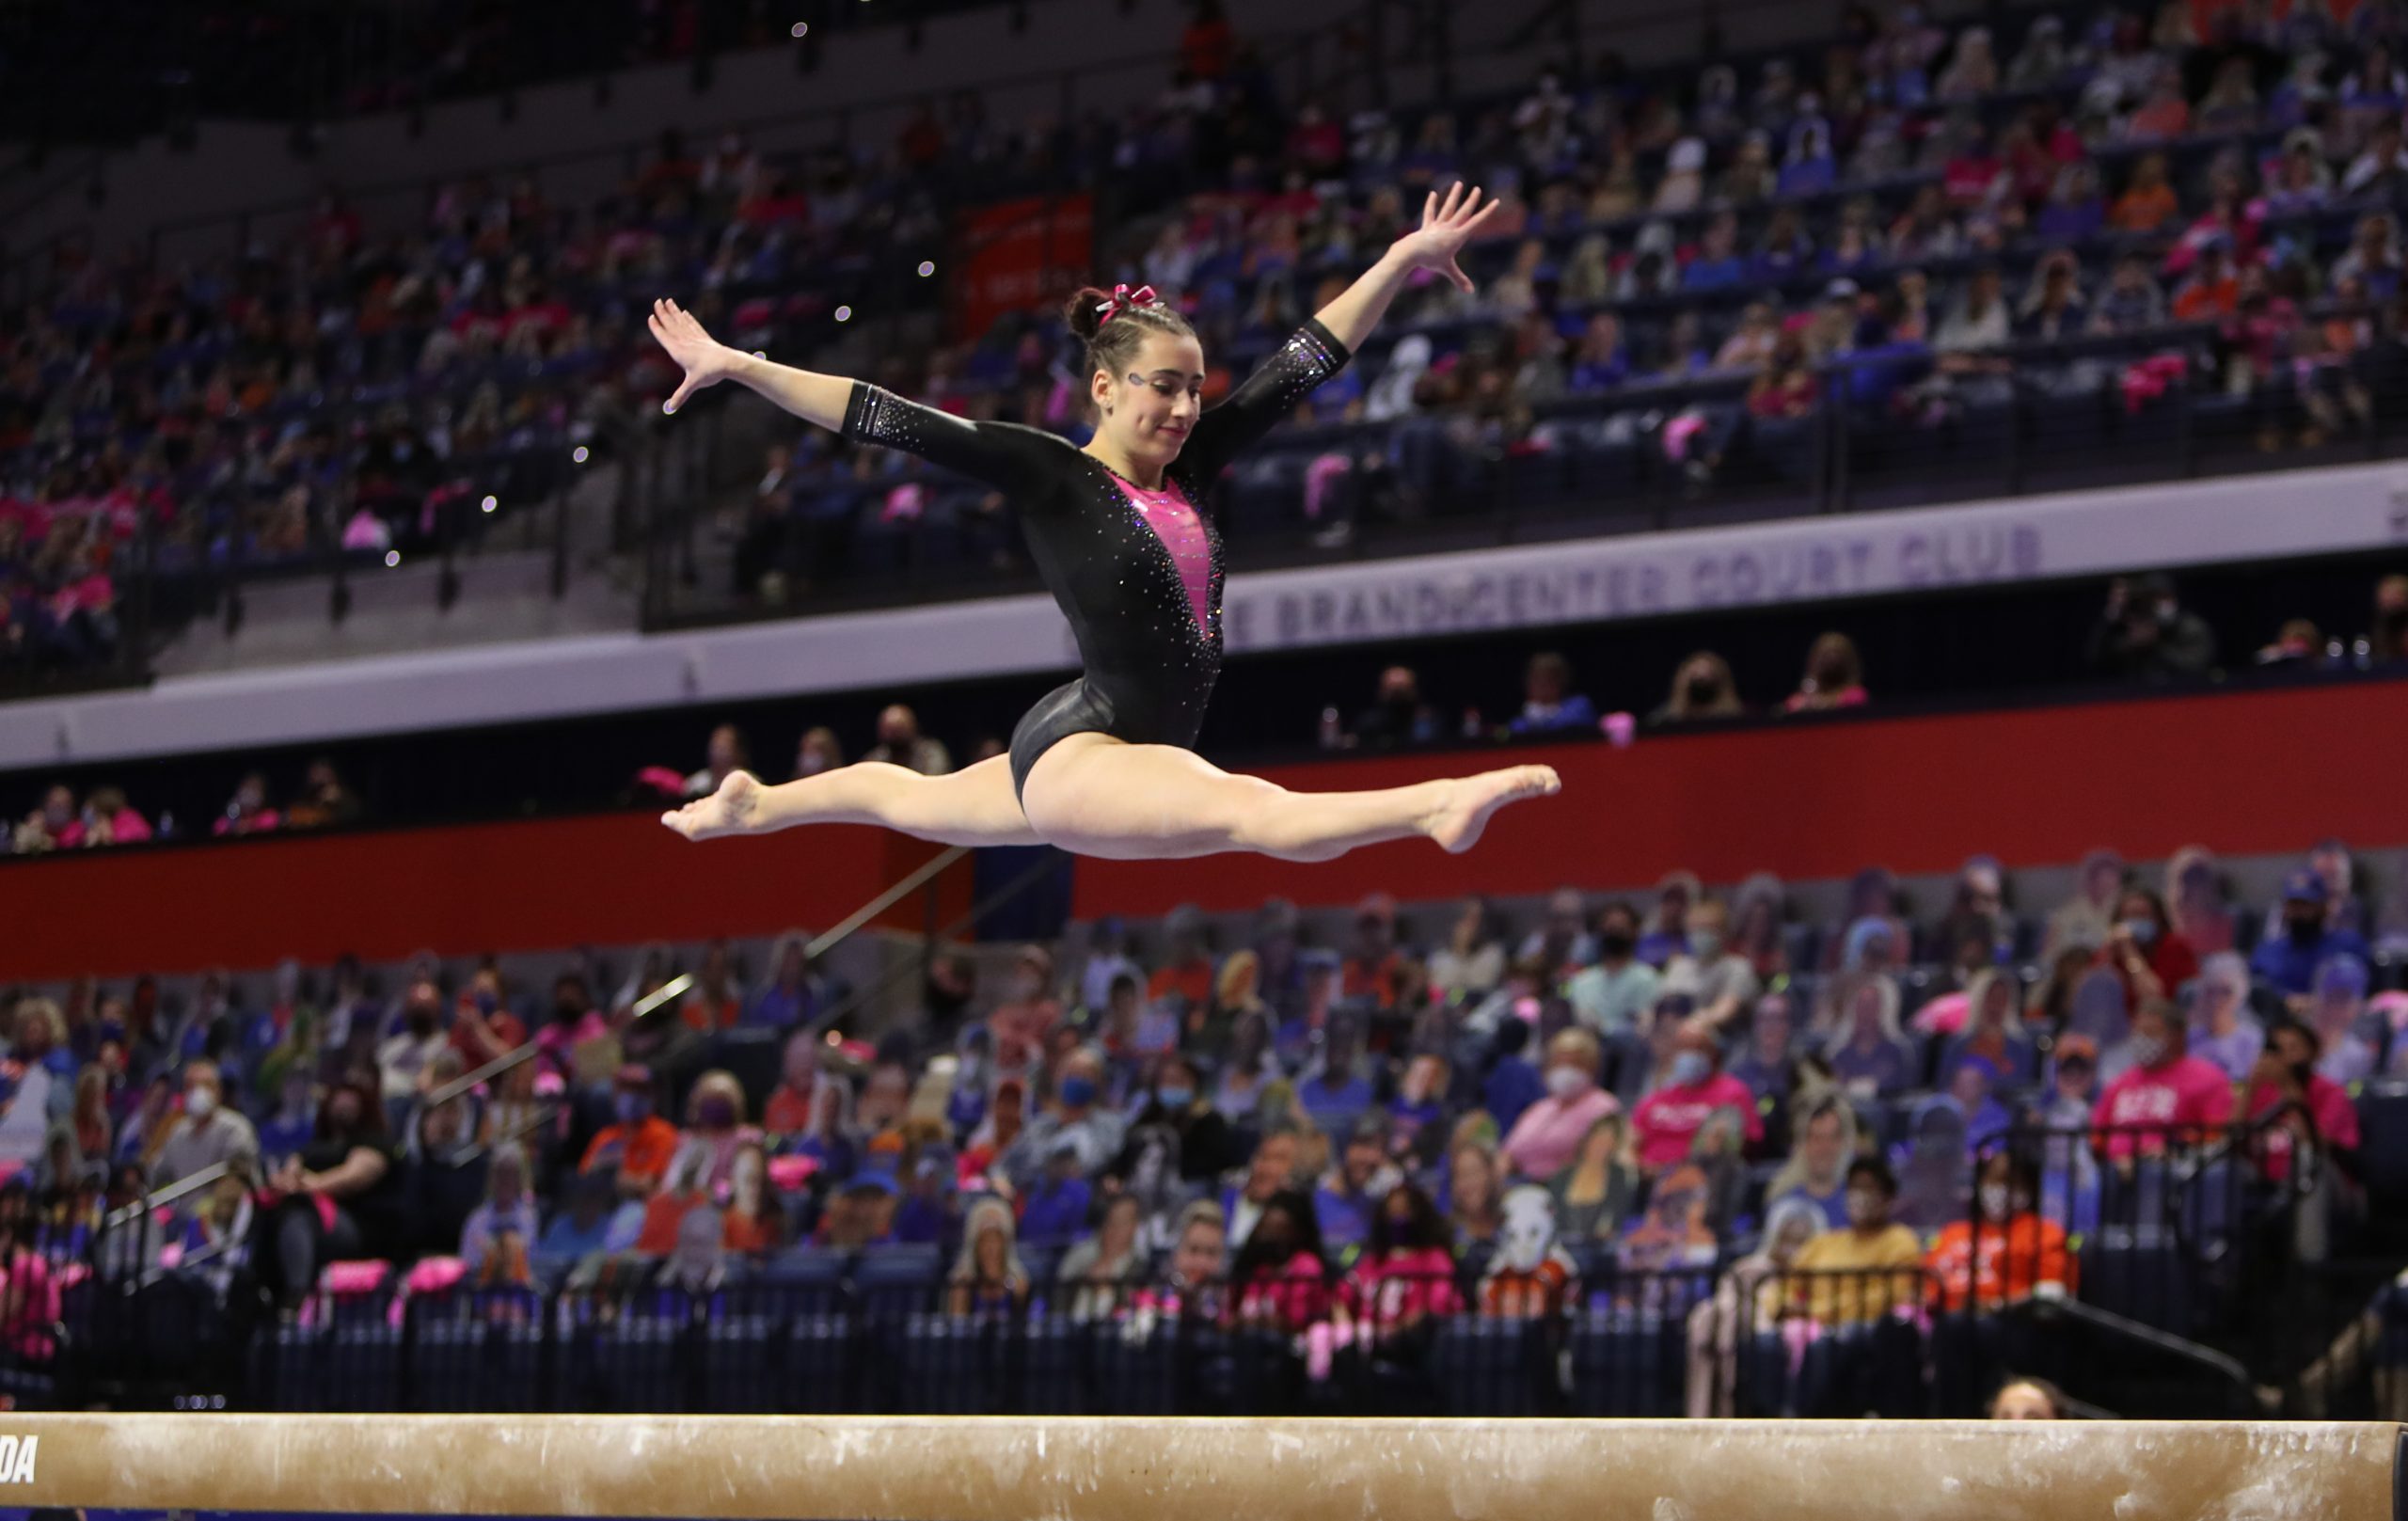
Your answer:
[1482,1018,1545,1135]
[1313,1117,1397,1252]
[1681,212,1751,291]
[2251,870,2372,997]
[535,1170,619,1272]
[1507,650,1597,737]
[1017,1138,1094,1245]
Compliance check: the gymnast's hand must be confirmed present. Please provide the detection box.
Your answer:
[661,769,764,841]
[1393,181,1503,294]
[648,298,737,415]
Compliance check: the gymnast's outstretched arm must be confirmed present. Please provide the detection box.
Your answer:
[649,299,853,426]
[1308,180,1501,351]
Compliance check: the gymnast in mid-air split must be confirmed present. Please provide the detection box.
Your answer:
[651,182,1561,863]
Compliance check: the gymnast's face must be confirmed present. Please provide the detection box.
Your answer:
[1096,332,1206,470]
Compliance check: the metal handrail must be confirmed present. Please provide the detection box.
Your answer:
[100,1159,229,1232]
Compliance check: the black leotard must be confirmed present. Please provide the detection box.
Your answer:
[839,318,1353,800]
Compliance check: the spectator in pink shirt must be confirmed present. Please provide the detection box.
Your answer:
[55,784,150,848]
[2246,1019,2361,1183]
[1631,1025,1764,1173]
[213,771,282,837]
[1499,1029,1621,1182]
[2091,1001,2235,1162]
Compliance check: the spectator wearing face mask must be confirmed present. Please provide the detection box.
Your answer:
[1315,1117,1402,1252]
[1499,1029,1621,1183]
[1787,1156,1925,1326]
[149,1058,261,1195]
[1658,896,1763,1033]
[677,1069,760,1196]
[374,980,450,1113]
[1566,901,1660,1037]
[1115,1054,1241,1183]
[2101,887,2197,1012]
[999,1048,1126,1190]
[1631,1025,1762,1173]
[2248,1018,2362,1186]
[2087,573,2217,682]
[579,1065,682,1199]
[2091,1002,2235,1162]
[1653,651,1745,724]
[1350,664,1440,749]
[2253,870,2374,1001]
[1925,1150,2073,1313]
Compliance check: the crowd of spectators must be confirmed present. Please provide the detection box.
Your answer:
[21,0,2408,678]
[0,832,2397,1412]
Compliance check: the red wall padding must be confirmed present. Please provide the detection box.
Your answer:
[9,679,2400,979]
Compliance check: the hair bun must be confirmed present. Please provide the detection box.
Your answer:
[1064,286,1113,341]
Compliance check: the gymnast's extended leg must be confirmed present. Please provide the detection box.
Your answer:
[1018,733,1559,863]
[661,755,1041,848]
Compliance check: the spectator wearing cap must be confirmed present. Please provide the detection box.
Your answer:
[1631,1024,1762,1174]
[2250,1018,2362,1183]
[2252,870,2372,999]
[580,1065,682,1198]
[816,1170,899,1249]
[1146,905,1216,1013]
[1567,901,1660,1038]
[2303,956,2379,1085]
[149,1058,261,1194]
[1315,1116,1401,1251]
[2262,839,2371,943]
[999,1047,1126,1190]
[1500,1029,1621,1183]
[2091,1001,2234,1162]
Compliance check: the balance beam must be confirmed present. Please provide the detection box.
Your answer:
[0,1414,2398,1520]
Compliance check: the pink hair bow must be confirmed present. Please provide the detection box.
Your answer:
[1095,283,1159,324]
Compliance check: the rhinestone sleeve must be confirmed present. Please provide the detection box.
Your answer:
[840,380,1059,497]
[1173,317,1354,490]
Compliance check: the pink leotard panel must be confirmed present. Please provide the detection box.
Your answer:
[1107,468,1212,636]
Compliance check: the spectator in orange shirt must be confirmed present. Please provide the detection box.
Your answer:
[2171,236,2242,321]
[579,1065,682,1199]
[1146,905,1217,1012]
[2109,152,2179,232]
[679,940,746,1032]
[1340,893,1406,1013]
[1924,1151,2074,1312]
[762,1029,818,1137]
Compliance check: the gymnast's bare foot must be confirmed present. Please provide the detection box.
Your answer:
[1425,765,1561,854]
[661,769,764,841]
